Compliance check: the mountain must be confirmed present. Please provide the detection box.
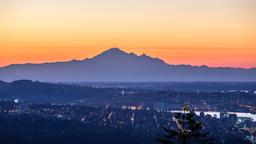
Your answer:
[0,48,255,82]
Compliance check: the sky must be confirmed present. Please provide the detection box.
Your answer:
[0,0,255,68]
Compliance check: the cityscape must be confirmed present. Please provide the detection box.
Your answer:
[0,80,255,143]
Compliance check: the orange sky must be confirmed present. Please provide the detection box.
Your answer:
[0,0,256,68]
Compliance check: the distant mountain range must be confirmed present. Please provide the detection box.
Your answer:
[0,48,255,82]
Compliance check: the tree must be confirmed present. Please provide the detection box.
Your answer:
[157,105,214,144]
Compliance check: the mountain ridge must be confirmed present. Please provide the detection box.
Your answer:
[0,48,255,82]
[2,48,254,70]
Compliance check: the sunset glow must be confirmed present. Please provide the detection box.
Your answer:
[1,0,255,68]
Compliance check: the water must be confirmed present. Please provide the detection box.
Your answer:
[170,111,256,122]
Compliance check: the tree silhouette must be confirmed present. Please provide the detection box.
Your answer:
[157,105,214,144]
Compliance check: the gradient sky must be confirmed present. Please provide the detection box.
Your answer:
[1,0,255,68]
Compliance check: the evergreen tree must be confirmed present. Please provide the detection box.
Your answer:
[157,105,214,144]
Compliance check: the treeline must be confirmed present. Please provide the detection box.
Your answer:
[0,80,118,103]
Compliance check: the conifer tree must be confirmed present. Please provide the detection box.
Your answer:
[157,105,214,144]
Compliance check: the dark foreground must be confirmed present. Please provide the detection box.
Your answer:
[0,101,254,144]
[0,80,255,143]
